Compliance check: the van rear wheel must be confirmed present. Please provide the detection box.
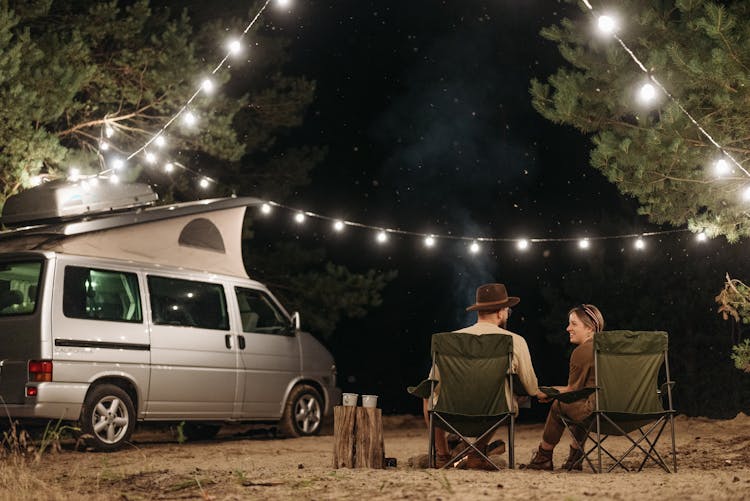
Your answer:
[80,384,135,452]
[279,384,323,437]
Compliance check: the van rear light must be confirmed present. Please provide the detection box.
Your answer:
[28,360,53,382]
[26,386,38,397]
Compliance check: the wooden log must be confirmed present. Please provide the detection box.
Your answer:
[333,405,357,468]
[354,407,384,469]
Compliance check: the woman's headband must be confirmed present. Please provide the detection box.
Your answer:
[578,304,601,332]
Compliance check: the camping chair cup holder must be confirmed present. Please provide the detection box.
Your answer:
[408,332,516,470]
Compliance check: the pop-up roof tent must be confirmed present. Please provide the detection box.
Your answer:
[0,181,262,279]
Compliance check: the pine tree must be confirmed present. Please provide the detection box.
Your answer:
[0,0,394,339]
[531,0,750,243]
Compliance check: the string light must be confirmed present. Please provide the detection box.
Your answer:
[154,135,166,148]
[111,158,125,171]
[424,235,435,248]
[581,2,750,181]
[164,162,174,173]
[714,158,731,177]
[516,239,529,251]
[201,78,214,93]
[68,168,80,181]
[104,124,114,138]
[199,178,210,189]
[228,39,242,55]
[634,237,645,250]
[182,110,197,126]
[276,0,291,8]
[696,232,707,242]
[578,238,590,249]
[261,203,272,214]
[469,241,481,254]
[294,212,306,224]
[597,15,617,35]
[145,152,157,164]
[333,220,345,232]
[376,230,388,244]
[638,82,657,104]
[109,174,119,184]
[100,140,110,151]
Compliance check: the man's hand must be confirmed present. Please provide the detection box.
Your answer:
[535,390,550,403]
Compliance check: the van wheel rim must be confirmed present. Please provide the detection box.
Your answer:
[92,396,129,444]
[294,395,321,434]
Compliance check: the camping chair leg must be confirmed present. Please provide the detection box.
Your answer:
[559,415,597,472]
[669,413,677,473]
[428,409,435,469]
[635,421,671,473]
[600,414,670,473]
[596,413,602,473]
[509,413,515,469]
[581,433,627,472]
[433,413,507,470]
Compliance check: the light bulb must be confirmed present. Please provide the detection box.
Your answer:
[201,78,214,93]
[100,140,110,151]
[424,235,435,248]
[228,40,242,54]
[638,83,657,103]
[276,0,291,8]
[634,238,645,250]
[469,241,480,254]
[714,158,731,176]
[111,158,124,171]
[69,167,80,181]
[333,220,345,232]
[261,203,272,214]
[199,178,210,189]
[164,162,174,173]
[516,239,529,251]
[597,15,616,34]
[105,124,114,138]
[109,174,120,184]
[295,212,306,224]
[154,135,166,148]
[182,110,196,126]
[696,232,707,242]
[376,230,388,243]
[145,152,156,164]
[578,238,590,249]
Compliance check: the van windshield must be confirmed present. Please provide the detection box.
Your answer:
[0,260,43,316]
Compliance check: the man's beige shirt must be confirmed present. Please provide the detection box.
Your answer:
[430,321,540,414]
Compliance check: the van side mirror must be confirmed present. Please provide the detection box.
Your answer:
[291,311,301,331]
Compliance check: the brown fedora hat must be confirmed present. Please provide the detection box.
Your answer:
[466,283,520,312]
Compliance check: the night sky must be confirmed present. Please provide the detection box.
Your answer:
[177,1,750,418]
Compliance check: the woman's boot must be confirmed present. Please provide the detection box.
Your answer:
[561,445,584,471]
[521,445,553,471]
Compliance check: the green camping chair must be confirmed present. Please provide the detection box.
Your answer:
[556,330,677,473]
[408,332,515,470]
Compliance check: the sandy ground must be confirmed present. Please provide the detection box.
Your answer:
[2,413,750,500]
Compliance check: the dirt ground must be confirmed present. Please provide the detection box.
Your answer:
[2,413,750,500]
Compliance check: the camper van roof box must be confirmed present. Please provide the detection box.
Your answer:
[1,179,158,227]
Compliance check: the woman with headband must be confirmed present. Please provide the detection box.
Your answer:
[523,303,605,471]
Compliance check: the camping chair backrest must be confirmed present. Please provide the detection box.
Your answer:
[595,330,668,415]
[431,332,512,417]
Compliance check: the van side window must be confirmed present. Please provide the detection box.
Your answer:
[63,266,142,323]
[148,276,229,330]
[235,287,289,335]
[0,260,43,316]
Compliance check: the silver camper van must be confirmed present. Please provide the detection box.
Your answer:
[0,183,339,451]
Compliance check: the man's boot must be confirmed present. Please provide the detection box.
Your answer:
[521,445,553,471]
[561,445,584,471]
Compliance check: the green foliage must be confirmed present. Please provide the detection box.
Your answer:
[531,0,750,242]
[247,242,397,340]
[716,274,750,371]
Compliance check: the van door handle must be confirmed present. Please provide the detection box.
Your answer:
[238,335,246,350]
[225,334,232,349]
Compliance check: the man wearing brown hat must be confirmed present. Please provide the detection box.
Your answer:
[424,283,544,469]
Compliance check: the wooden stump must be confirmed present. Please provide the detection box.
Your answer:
[333,406,384,469]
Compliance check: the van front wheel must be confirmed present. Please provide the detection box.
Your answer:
[279,384,323,437]
[80,384,135,451]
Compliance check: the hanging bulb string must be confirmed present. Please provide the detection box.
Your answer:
[99,0,274,175]
[265,200,690,243]
[582,1,750,179]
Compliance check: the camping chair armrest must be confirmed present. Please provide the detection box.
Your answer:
[407,378,437,399]
[657,381,676,397]
[549,386,597,404]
